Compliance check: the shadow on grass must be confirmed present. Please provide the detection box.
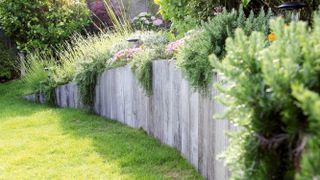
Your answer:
[0,81,202,179]
[55,107,202,179]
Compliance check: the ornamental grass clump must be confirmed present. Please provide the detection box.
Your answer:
[73,32,127,106]
[212,14,320,179]
[22,1,133,106]
[21,51,57,103]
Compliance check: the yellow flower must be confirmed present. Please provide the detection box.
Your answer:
[268,32,276,42]
[154,0,161,5]
[140,45,145,49]
[159,9,164,16]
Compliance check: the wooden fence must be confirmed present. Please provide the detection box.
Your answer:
[34,60,234,180]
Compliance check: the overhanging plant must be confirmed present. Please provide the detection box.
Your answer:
[212,14,320,179]
[177,7,271,93]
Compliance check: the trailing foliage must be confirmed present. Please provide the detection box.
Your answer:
[131,49,157,96]
[0,0,90,52]
[212,15,320,179]
[177,7,271,93]
[74,54,107,106]
[130,31,168,95]
[72,33,126,106]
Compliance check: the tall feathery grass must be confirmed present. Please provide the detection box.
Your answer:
[21,51,55,93]
[22,0,132,105]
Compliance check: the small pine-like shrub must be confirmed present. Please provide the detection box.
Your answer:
[212,14,320,179]
[177,7,270,93]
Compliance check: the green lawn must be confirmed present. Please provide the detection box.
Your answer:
[0,81,202,180]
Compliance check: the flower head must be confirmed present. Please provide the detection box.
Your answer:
[139,12,148,17]
[165,39,185,55]
[112,48,142,62]
[268,32,276,42]
[153,19,164,26]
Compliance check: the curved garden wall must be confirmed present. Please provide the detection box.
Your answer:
[51,60,233,180]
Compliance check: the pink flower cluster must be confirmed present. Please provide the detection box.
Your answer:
[165,39,185,55]
[152,18,164,26]
[113,48,142,62]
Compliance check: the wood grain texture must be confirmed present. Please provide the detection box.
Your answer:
[40,60,234,180]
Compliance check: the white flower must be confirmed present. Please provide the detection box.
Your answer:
[144,20,150,25]
[139,12,148,17]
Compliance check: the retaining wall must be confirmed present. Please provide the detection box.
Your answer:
[43,60,233,180]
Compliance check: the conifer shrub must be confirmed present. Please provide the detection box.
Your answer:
[177,7,270,93]
[212,14,320,179]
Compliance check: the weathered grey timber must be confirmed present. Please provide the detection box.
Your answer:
[26,60,232,180]
[55,83,83,109]
[24,93,46,104]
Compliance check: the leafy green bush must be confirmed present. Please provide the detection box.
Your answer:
[177,7,270,93]
[154,0,238,35]
[212,15,320,179]
[0,0,90,52]
[0,43,16,81]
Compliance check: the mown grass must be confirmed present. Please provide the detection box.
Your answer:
[0,80,202,179]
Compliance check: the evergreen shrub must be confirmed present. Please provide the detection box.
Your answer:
[177,7,271,93]
[212,15,320,179]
